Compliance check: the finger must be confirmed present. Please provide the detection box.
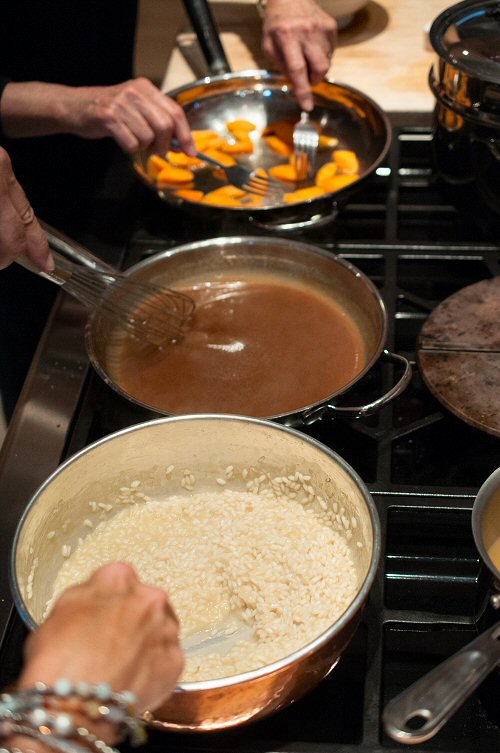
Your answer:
[88,562,139,592]
[278,38,314,111]
[135,90,195,156]
[106,110,156,153]
[132,582,180,632]
[0,155,53,272]
[302,42,331,85]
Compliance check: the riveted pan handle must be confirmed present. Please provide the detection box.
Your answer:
[383,621,500,745]
[302,350,412,424]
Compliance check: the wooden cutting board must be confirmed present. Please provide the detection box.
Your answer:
[160,0,452,112]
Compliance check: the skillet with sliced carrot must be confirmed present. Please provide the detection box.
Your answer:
[142,116,362,209]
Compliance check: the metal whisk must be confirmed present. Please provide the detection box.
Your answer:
[19,223,195,345]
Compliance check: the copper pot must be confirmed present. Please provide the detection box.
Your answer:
[10,414,381,731]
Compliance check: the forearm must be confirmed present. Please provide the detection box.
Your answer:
[0,81,80,138]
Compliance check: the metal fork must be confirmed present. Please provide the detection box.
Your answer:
[196,150,283,201]
[293,112,319,180]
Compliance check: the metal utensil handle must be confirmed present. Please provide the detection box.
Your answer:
[383,621,500,745]
[181,0,231,76]
[40,221,117,274]
[171,138,224,168]
[248,206,339,232]
[16,251,72,287]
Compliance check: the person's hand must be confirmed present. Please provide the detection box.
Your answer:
[1,79,196,158]
[17,562,184,715]
[262,0,337,111]
[0,147,53,272]
[65,78,196,156]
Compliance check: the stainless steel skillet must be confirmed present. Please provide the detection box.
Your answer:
[132,71,391,232]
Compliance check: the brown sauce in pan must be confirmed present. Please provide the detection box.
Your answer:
[110,272,366,417]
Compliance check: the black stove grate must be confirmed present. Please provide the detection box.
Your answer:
[2,115,500,752]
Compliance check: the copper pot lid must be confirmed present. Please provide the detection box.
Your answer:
[417,276,500,437]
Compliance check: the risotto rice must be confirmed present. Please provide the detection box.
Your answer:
[47,488,357,682]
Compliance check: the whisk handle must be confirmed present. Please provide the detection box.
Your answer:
[40,221,118,274]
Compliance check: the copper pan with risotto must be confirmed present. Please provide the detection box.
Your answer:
[10,414,381,731]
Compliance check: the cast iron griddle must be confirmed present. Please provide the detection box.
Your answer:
[417,276,500,437]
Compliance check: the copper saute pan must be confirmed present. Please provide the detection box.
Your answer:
[47,231,412,426]
[383,465,500,744]
[132,70,391,232]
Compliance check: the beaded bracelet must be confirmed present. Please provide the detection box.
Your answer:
[0,680,147,753]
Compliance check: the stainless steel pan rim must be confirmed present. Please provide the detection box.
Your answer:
[82,235,409,424]
[472,465,500,583]
[133,70,392,228]
[10,412,381,689]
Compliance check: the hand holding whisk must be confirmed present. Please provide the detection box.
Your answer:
[17,222,194,345]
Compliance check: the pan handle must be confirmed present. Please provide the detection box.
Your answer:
[382,621,500,745]
[302,350,412,423]
[248,206,339,233]
[181,0,231,75]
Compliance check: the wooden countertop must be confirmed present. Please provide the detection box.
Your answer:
[161,0,452,113]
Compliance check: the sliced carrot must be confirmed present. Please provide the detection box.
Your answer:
[229,128,256,143]
[207,185,247,199]
[318,134,339,150]
[226,119,257,133]
[322,174,359,192]
[283,185,326,203]
[218,138,254,155]
[265,135,293,157]
[269,163,299,183]
[167,151,203,168]
[156,165,194,184]
[315,161,338,187]
[193,130,223,152]
[262,120,295,145]
[201,191,242,207]
[192,129,219,142]
[202,148,236,167]
[333,150,359,174]
[147,154,170,179]
[174,188,204,202]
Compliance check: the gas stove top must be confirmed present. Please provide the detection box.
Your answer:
[0,113,499,752]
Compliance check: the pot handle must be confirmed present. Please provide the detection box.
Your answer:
[248,206,338,233]
[382,620,500,745]
[302,350,412,423]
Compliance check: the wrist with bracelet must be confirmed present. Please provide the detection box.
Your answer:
[0,680,147,753]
